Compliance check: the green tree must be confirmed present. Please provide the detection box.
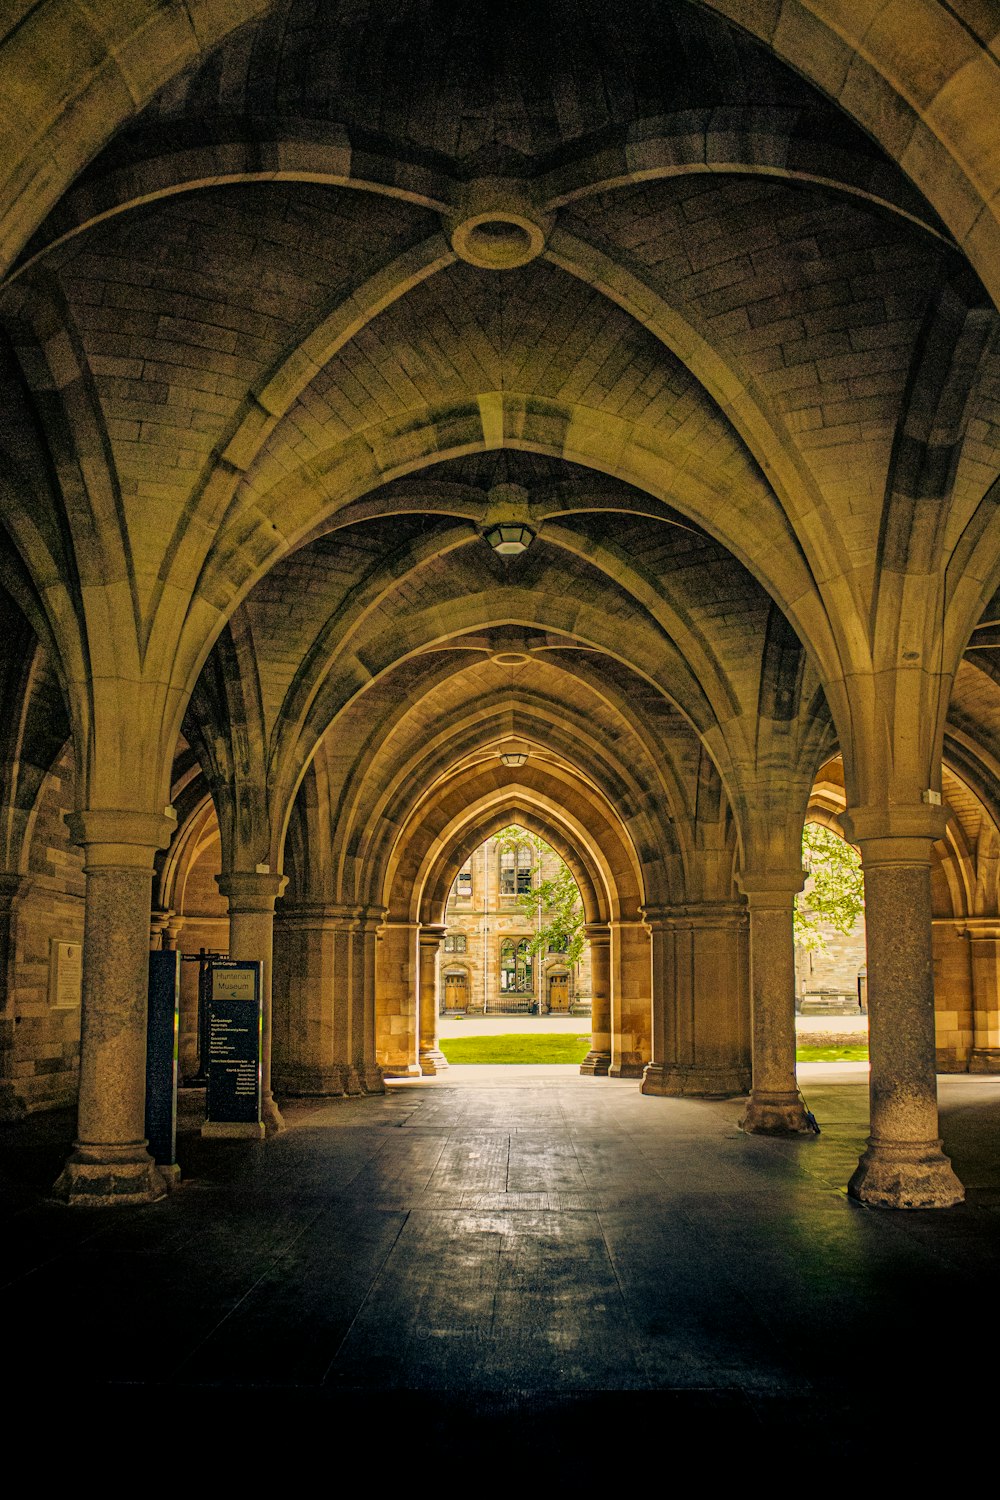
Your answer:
[493,825,586,963]
[794,821,865,952]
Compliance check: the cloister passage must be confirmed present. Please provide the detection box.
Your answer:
[7,0,1000,1234]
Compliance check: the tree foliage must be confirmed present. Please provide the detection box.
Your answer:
[794,821,865,953]
[493,825,586,963]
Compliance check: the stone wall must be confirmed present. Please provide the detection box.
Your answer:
[0,745,84,1118]
[932,920,975,1072]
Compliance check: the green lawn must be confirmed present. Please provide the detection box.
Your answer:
[796,1045,869,1063]
[437,1036,870,1066]
[439,1033,592,1065]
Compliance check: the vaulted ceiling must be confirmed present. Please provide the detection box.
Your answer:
[3,0,1000,905]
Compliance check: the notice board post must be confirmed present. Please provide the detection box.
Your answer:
[201,959,265,1139]
[146,949,180,1185]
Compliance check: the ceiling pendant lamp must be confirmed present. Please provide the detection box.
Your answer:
[484,521,535,556]
[480,481,536,557]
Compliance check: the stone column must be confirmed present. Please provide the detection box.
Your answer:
[738,875,813,1134]
[580,922,611,1075]
[608,917,651,1079]
[376,918,422,1077]
[843,810,964,1208]
[272,904,347,1096]
[641,902,751,1097]
[216,870,287,1135]
[966,920,1000,1073]
[419,923,448,1075]
[54,810,175,1206]
[332,900,367,1092]
[355,906,385,1093]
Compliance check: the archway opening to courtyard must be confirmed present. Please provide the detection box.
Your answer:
[794,818,869,1066]
[374,759,655,1082]
[434,822,594,1067]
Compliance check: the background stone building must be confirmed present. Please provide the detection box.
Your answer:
[440,835,593,1015]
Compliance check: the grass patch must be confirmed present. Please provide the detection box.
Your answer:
[796,1045,869,1063]
[438,1038,868,1066]
[439,1033,592,1065]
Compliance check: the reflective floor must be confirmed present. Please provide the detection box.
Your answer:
[2,1069,997,1464]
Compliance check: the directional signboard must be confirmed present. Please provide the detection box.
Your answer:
[201,959,264,1139]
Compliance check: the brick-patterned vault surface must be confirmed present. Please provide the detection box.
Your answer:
[3,1069,1000,1459]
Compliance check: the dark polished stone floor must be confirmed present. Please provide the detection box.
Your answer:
[3,1068,998,1466]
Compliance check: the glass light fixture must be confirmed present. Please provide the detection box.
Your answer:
[499,749,529,767]
[483,522,535,556]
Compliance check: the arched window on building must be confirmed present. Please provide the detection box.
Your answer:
[444,932,467,953]
[499,844,533,896]
[500,938,533,993]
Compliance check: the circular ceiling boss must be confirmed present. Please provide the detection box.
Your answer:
[445,183,553,271]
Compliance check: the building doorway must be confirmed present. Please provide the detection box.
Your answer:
[444,969,469,1012]
[548,971,570,1012]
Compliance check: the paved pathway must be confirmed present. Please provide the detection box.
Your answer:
[1,1069,993,1463]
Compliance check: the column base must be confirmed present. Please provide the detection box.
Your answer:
[275,1065,347,1097]
[201,1120,265,1140]
[609,1055,646,1079]
[642,1063,750,1098]
[362,1065,385,1094]
[740,1089,815,1135]
[262,1092,285,1136]
[848,1137,964,1209]
[380,1063,422,1079]
[53,1142,167,1207]
[969,1047,1000,1074]
[419,1048,449,1076]
[580,1050,611,1076]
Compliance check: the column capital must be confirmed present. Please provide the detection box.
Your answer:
[163,916,185,951]
[276,901,363,931]
[149,907,173,948]
[737,870,803,906]
[583,921,610,945]
[841,802,946,856]
[642,900,746,930]
[962,918,1000,942]
[216,870,288,912]
[67,808,177,868]
[419,922,448,947]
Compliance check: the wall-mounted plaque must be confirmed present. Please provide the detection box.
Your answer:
[49,939,82,1009]
[201,959,264,1139]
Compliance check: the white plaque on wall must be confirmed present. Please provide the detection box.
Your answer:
[49,939,83,1009]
